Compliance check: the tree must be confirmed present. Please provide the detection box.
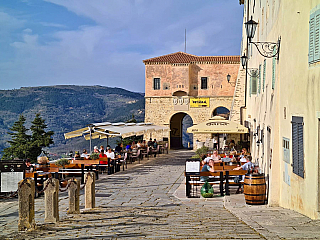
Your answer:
[126,114,137,123]
[2,115,31,160]
[29,113,54,161]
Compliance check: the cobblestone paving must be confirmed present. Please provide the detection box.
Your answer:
[1,150,264,239]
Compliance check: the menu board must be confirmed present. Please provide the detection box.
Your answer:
[1,172,24,192]
[186,161,200,173]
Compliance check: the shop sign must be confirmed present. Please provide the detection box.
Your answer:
[190,98,209,108]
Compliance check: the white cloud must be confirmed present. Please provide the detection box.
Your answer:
[40,22,67,28]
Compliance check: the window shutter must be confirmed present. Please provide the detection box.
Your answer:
[292,116,304,178]
[252,75,257,94]
[263,59,266,92]
[272,48,276,90]
[249,75,252,97]
[258,64,261,94]
[309,12,316,63]
[314,10,320,62]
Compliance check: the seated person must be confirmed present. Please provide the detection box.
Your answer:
[234,155,253,193]
[136,141,141,148]
[106,147,115,160]
[153,139,158,149]
[93,146,99,153]
[201,153,212,165]
[211,150,222,163]
[81,149,90,159]
[25,159,34,172]
[99,149,107,158]
[74,151,81,159]
[126,142,132,151]
[99,145,105,154]
[239,148,248,162]
[200,159,215,182]
[131,141,137,149]
[115,143,123,153]
[147,138,153,147]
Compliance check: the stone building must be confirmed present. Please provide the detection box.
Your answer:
[143,52,240,149]
[239,0,320,219]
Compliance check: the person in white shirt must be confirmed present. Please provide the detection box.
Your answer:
[81,149,90,159]
[106,147,115,159]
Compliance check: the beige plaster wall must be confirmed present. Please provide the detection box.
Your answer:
[242,0,320,219]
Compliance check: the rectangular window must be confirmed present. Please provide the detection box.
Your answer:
[292,116,304,178]
[153,78,160,90]
[201,77,208,89]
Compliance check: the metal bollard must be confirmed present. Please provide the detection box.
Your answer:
[85,172,95,209]
[44,178,59,223]
[67,179,80,214]
[18,178,36,231]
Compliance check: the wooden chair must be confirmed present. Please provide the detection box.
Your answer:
[130,149,141,163]
[141,147,150,159]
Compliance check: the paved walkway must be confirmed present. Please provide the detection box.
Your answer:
[1,150,264,240]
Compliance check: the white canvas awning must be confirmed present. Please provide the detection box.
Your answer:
[64,122,169,140]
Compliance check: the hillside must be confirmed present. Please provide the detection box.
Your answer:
[0,85,145,158]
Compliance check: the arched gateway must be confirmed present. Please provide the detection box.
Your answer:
[170,113,193,149]
[143,52,240,149]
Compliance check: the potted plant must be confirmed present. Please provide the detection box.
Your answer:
[55,158,70,182]
[90,152,99,160]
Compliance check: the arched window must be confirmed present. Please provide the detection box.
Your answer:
[212,107,230,119]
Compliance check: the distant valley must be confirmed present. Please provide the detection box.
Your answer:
[0,85,145,158]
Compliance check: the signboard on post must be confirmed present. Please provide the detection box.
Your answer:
[0,160,25,193]
[185,159,200,176]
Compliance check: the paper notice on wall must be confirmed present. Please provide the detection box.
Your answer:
[1,172,24,192]
[186,161,200,173]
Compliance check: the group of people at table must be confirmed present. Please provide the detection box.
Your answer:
[72,138,160,161]
[200,148,253,193]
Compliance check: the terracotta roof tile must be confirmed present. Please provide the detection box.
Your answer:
[143,52,240,64]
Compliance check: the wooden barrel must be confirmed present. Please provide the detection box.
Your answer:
[244,173,266,205]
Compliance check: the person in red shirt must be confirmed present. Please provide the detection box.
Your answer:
[99,149,107,158]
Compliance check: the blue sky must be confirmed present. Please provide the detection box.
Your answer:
[0,0,243,93]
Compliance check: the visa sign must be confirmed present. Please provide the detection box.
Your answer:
[190,98,210,108]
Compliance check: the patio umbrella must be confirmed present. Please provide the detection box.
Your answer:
[187,116,248,134]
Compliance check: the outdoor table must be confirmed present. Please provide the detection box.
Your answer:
[185,169,247,197]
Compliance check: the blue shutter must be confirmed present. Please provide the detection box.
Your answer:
[292,116,304,178]
[314,10,320,62]
[258,64,261,94]
[272,48,276,90]
[252,75,257,94]
[263,59,266,92]
[309,12,315,63]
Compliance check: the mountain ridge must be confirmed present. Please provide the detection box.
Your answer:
[0,85,145,158]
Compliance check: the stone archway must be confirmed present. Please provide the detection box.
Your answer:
[170,112,193,149]
[212,106,230,119]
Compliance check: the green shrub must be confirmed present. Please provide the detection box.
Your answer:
[56,158,70,167]
[193,146,209,160]
[90,152,99,160]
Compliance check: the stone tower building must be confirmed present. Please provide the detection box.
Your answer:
[143,52,240,149]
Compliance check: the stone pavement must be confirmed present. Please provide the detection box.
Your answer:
[224,194,320,240]
[1,150,264,240]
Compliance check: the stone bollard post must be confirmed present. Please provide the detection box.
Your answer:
[85,172,95,209]
[67,179,80,214]
[18,178,36,231]
[44,178,59,223]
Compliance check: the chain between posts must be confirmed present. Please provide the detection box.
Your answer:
[80,172,92,190]
[0,171,93,199]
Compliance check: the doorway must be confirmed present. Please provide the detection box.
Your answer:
[170,113,193,149]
